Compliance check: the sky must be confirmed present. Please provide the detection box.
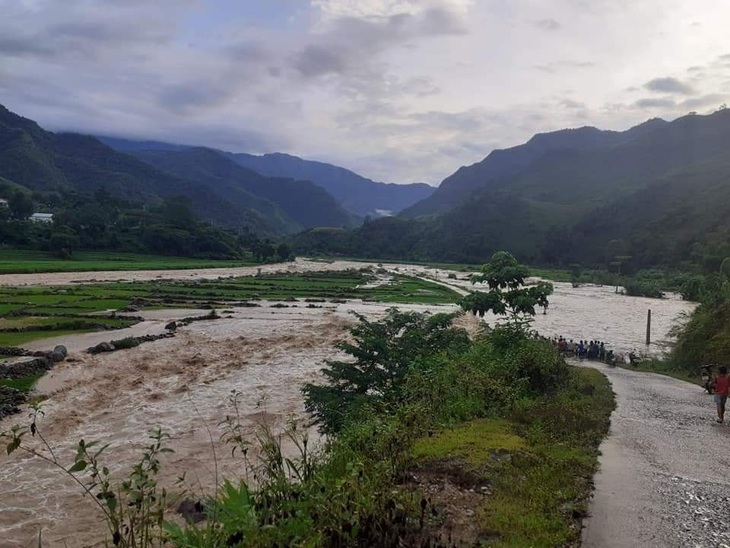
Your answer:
[1,0,730,185]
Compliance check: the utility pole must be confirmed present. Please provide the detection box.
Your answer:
[645,309,651,346]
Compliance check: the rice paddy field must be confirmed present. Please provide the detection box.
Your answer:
[0,250,256,274]
[0,270,461,348]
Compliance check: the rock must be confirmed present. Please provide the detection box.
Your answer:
[165,321,178,331]
[0,385,28,419]
[88,342,115,354]
[0,357,53,379]
[50,350,65,363]
[53,345,68,358]
[177,499,206,523]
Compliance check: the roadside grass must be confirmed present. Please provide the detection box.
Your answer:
[0,250,257,274]
[411,366,614,547]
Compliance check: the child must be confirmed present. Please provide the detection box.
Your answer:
[701,365,713,394]
[712,366,729,424]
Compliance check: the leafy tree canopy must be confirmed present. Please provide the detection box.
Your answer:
[460,251,553,322]
[302,309,470,434]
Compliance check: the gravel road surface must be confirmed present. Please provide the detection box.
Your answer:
[581,361,730,548]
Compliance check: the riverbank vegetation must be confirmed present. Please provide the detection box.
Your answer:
[2,253,615,546]
[4,310,614,547]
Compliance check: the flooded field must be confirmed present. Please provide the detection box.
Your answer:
[0,261,695,547]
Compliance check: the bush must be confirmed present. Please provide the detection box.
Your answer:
[303,309,470,434]
[623,279,664,298]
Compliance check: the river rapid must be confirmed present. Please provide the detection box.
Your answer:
[0,260,696,547]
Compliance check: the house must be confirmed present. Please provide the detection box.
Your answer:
[29,213,53,223]
[0,199,7,208]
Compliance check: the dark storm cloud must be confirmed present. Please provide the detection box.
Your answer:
[644,76,694,95]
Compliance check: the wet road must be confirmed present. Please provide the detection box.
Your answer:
[581,361,730,548]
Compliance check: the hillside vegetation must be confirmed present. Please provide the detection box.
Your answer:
[0,104,354,238]
[98,136,435,218]
[297,109,730,271]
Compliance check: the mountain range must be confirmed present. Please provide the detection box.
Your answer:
[97,136,434,219]
[0,104,432,238]
[295,109,730,269]
[5,99,730,271]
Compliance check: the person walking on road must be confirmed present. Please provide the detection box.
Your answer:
[712,366,729,423]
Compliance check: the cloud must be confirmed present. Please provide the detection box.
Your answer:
[560,99,586,109]
[535,18,561,30]
[311,0,473,21]
[644,76,694,95]
[4,0,730,185]
[634,97,676,108]
[535,60,595,73]
[680,93,728,110]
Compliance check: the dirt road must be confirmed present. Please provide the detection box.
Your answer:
[581,361,730,547]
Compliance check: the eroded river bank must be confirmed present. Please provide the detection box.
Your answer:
[0,260,696,546]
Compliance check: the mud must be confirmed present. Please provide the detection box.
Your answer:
[0,300,457,547]
[0,261,697,547]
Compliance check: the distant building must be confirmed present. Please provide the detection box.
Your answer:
[29,213,53,223]
[0,199,7,208]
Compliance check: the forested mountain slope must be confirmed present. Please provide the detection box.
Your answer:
[401,118,670,218]
[228,152,434,217]
[132,148,354,231]
[99,136,433,218]
[295,110,730,269]
[0,104,282,234]
[0,104,355,236]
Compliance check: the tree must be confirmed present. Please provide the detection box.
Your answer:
[48,226,80,258]
[302,309,470,433]
[8,191,34,220]
[276,243,292,261]
[459,251,553,325]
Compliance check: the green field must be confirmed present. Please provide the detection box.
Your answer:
[0,270,461,348]
[0,250,258,274]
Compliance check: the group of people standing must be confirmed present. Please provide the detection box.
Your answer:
[553,337,617,365]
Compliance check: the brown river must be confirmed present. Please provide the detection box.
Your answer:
[0,260,695,547]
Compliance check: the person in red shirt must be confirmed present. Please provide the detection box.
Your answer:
[712,366,729,423]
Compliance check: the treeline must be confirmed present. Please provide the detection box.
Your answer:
[0,184,291,262]
[669,258,730,369]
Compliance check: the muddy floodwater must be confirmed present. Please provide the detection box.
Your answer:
[0,260,696,547]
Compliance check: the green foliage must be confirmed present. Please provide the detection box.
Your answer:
[460,251,554,323]
[8,190,33,219]
[622,278,664,298]
[302,309,470,434]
